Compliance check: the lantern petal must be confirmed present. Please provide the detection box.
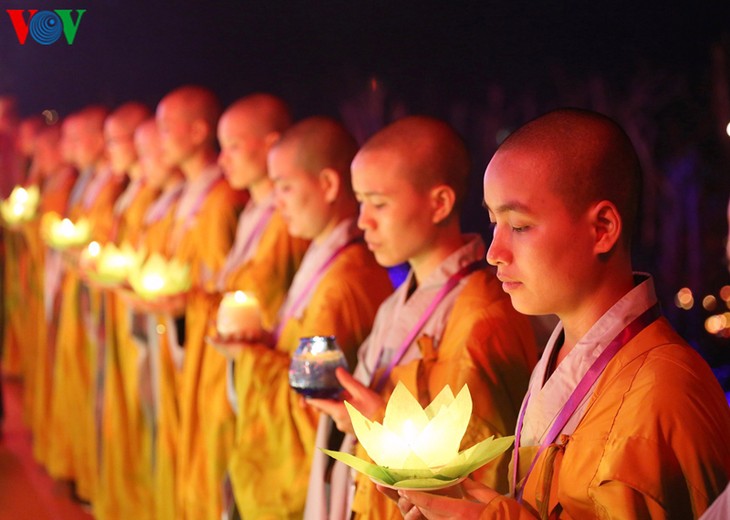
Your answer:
[438,435,515,479]
[423,384,456,419]
[382,382,429,433]
[320,449,396,485]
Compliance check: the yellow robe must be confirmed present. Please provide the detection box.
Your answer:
[482,319,730,519]
[47,172,126,501]
[26,168,77,466]
[135,191,183,520]
[350,269,538,519]
[2,224,27,378]
[172,178,241,520]
[230,242,393,519]
[95,182,160,520]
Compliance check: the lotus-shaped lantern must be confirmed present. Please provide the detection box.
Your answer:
[90,242,143,285]
[323,381,514,490]
[44,214,91,249]
[1,185,40,225]
[128,252,191,300]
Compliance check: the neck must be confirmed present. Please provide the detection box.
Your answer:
[162,174,184,192]
[182,148,217,181]
[248,176,273,204]
[313,198,358,245]
[409,227,466,285]
[558,266,636,359]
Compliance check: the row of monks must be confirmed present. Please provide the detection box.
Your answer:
[2,87,730,520]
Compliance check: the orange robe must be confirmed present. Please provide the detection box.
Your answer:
[95,181,160,520]
[171,173,241,520]
[348,269,538,519]
[27,167,77,466]
[47,169,126,501]
[134,181,184,520]
[229,234,393,519]
[482,319,730,519]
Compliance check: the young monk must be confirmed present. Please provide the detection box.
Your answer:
[47,105,111,502]
[227,116,393,518]
[204,93,310,517]
[126,118,185,520]
[304,116,538,519]
[24,124,77,466]
[152,85,241,520]
[94,101,158,520]
[395,108,730,519]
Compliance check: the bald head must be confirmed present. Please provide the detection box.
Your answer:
[157,85,220,147]
[498,108,642,244]
[355,116,470,209]
[272,116,358,191]
[222,93,291,137]
[105,102,150,136]
[62,105,108,170]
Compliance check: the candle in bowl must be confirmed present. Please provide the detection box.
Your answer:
[289,335,348,399]
[216,291,262,339]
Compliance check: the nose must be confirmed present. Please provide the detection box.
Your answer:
[356,203,373,231]
[486,224,510,266]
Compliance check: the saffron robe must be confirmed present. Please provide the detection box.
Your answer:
[47,168,126,501]
[307,236,537,519]
[95,180,160,520]
[170,169,241,520]
[229,219,392,519]
[27,166,77,465]
[481,277,730,519]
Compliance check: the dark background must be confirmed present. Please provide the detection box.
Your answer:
[2,0,730,386]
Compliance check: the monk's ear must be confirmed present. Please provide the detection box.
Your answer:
[591,200,622,254]
[319,167,341,204]
[429,184,456,225]
[263,131,281,152]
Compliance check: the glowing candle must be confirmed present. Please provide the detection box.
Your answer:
[217,291,262,337]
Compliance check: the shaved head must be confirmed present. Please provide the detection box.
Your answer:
[498,108,642,244]
[157,85,221,147]
[355,115,470,209]
[222,93,291,137]
[272,116,358,191]
[105,102,150,136]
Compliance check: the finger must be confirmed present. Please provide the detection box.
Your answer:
[306,398,340,416]
[335,367,365,397]
[375,484,400,504]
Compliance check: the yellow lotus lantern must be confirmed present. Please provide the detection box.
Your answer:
[128,252,191,300]
[1,185,40,225]
[323,382,514,490]
[91,242,143,285]
[44,214,91,249]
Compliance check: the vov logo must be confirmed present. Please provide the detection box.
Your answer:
[6,10,86,45]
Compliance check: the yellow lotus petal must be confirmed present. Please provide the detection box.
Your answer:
[347,401,412,468]
[382,382,430,436]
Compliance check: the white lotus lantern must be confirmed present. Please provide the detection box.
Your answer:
[128,252,191,300]
[91,242,143,285]
[1,185,40,225]
[323,381,514,490]
[44,215,91,249]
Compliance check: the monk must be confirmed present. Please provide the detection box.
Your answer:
[304,116,538,519]
[395,109,730,519]
[126,118,185,520]
[152,85,241,520]
[208,93,310,517]
[227,116,393,518]
[47,105,110,502]
[23,124,77,466]
[94,102,159,520]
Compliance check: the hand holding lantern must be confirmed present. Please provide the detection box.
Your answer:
[323,381,514,490]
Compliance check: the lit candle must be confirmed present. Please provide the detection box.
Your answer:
[217,291,262,338]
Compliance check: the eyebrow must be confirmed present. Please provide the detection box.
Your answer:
[482,200,532,215]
